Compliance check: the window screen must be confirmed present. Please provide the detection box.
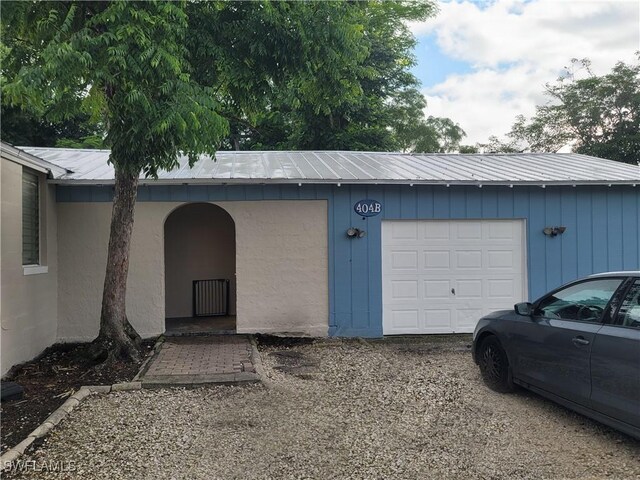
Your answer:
[22,169,40,265]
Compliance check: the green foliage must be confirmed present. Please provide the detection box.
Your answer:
[2,0,465,158]
[394,96,467,154]
[56,135,104,149]
[219,1,441,152]
[486,56,640,162]
[475,135,522,154]
[0,105,104,148]
[418,116,467,153]
[2,1,227,176]
[458,144,479,154]
[2,1,447,158]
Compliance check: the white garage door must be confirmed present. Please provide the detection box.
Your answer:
[382,219,527,335]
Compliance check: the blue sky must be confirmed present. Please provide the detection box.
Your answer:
[411,35,472,88]
[407,0,640,145]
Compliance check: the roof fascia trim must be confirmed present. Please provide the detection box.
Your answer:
[49,178,640,187]
[2,143,69,177]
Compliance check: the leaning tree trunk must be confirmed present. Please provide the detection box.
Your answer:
[90,165,143,365]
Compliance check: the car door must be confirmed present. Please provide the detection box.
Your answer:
[511,278,624,407]
[590,278,640,429]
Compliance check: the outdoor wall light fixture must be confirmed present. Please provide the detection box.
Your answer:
[543,226,567,237]
[347,227,366,239]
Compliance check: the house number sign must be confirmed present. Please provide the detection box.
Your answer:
[354,199,382,217]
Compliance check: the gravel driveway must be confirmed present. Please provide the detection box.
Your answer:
[7,336,640,479]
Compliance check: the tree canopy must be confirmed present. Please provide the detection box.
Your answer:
[2,0,467,155]
[477,56,640,163]
[397,115,467,154]
[218,1,440,152]
[3,1,233,176]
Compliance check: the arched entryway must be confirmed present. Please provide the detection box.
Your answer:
[164,203,236,334]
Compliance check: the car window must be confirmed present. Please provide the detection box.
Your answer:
[536,278,623,322]
[616,280,640,329]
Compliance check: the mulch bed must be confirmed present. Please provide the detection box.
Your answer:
[1,340,156,454]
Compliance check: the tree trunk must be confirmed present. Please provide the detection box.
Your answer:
[90,165,142,365]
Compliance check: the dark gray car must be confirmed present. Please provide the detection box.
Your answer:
[472,271,640,440]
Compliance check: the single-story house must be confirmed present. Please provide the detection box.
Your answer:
[2,142,639,375]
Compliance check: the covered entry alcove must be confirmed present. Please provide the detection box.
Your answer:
[164,203,236,334]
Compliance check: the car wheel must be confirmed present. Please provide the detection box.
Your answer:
[478,336,514,393]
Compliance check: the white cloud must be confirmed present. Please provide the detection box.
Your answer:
[411,0,640,144]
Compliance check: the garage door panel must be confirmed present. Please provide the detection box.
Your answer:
[389,250,419,272]
[383,219,526,335]
[389,222,419,240]
[423,250,451,269]
[455,222,483,240]
[424,280,451,299]
[455,250,483,269]
[391,280,418,300]
[389,309,420,330]
[487,250,515,269]
[423,222,450,240]
[423,309,452,331]
[486,221,520,240]
[487,279,516,298]
[455,279,482,299]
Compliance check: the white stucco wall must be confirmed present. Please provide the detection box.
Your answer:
[1,158,58,376]
[57,200,328,340]
[229,201,328,336]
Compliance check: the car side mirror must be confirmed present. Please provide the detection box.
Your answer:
[514,302,534,316]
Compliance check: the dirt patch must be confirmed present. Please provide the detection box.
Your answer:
[1,340,155,454]
[269,350,319,379]
[254,334,315,348]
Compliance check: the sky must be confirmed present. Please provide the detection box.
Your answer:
[408,0,640,145]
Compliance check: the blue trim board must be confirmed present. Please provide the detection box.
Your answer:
[57,184,640,337]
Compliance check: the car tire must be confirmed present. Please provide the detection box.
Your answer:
[478,336,514,393]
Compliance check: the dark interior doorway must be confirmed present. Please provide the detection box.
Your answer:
[164,203,236,334]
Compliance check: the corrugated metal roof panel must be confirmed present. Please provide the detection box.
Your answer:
[18,148,640,185]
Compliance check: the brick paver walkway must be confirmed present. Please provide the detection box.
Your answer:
[140,335,259,387]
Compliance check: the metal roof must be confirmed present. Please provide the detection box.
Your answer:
[18,147,640,186]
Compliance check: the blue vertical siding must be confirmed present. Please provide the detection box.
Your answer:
[621,189,639,270]
[575,189,593,277]
[332,186,353,333]
[418,187,435,218]
[606,189,624,271]
[544,188,563,291]
[559,189,578,283]
[481,187,498,217]
[591,188,609,274]
[187,185,208,202]
[57,183,640,337]
[430,188,447,217]
[349,185,370,331]
[496,188,514,218]
[365,186,384,337]
[528,189,547,294]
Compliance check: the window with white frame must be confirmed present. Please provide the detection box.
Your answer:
[22,168,40,265]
